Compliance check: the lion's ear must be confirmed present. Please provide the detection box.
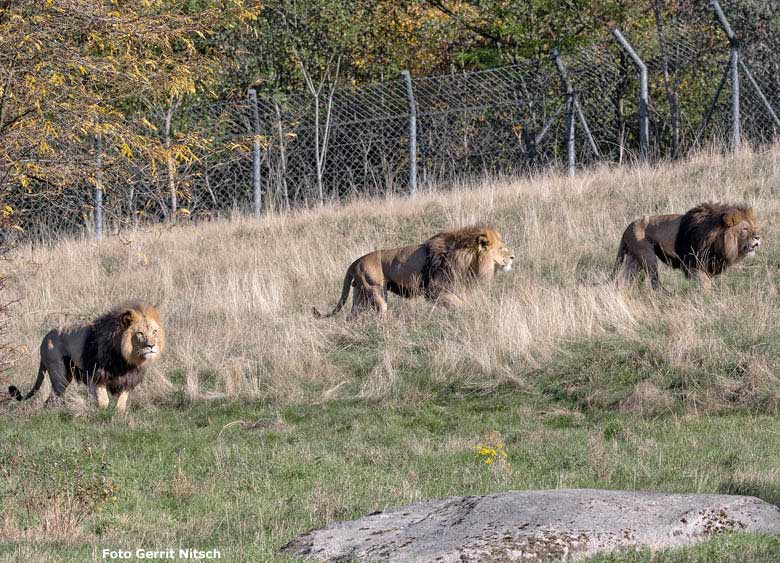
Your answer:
[477,234,489,249]
[121,310,136,328]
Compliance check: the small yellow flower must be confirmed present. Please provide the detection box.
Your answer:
[474,432,510,468]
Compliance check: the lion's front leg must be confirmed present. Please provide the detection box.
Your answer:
[115,390,130,413]
[94,384,109,409]
[437,291,464,307]
[692,269,713,291]
[425,274,463,308]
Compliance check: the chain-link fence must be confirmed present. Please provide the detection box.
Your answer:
[5,0,780,240]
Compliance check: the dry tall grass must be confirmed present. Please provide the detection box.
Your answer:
[3,147,780,412]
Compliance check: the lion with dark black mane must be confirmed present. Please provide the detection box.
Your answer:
[314,225,514,320]
[8,302,165,413]
[613,202,761,291]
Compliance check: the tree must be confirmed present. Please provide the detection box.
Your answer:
[0,0,260,229]
[425,0,648,62]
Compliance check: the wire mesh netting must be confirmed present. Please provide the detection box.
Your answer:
[4,1,780,240]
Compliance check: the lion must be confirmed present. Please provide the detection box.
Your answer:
[613,202,761,291]
[313,225,514,320]
[8,302,165,413]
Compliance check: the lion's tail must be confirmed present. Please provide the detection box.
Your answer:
[8,361,46,402]
[313,261,356,318]
[611,239,627,281]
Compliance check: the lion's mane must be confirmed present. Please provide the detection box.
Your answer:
[422,225,505,294]
[675,202,757,276]
[79,301,165,394]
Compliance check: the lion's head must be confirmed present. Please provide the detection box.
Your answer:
[427,225,514,282]
[686,203,761,268]
[722,206,761,260]
[116,303,165,368]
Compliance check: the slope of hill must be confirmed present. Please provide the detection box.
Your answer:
[2,147,780,561]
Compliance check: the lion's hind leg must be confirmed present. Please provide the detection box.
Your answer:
[347,265,387,320]
[347,284,387,320]
[614,252,641,288]
[637,251,664,291]
[617,241,663,291]
[613,236,653,289]
[43,356,72,406]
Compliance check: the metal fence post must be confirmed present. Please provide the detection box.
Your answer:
[552,49,600,163]
[249,88,263,217]
[731,48,741,149]
[401,70,418,195]
[612,29,649,160]
[711,0,740,150]
[553,50,576,175]
[565,93,576,176]
[94,133,103,240]
[163,101,177,223]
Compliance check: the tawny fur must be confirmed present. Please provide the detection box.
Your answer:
[314,225,513,320]
[8,302,165,411]
[613,202,761,290]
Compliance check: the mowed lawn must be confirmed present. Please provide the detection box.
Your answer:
[3,147,780,561]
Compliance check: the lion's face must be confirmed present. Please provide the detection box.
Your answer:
[493,241,514,272]
[725,210,761,259]
[737,220,761,257]
[120,308,165,367]
[479,230,514,272]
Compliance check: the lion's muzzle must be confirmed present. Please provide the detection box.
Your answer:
[744,236,761,256]
[139,344,158,359]
[502,254,515,272]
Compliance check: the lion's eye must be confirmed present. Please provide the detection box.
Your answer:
[135,331,144,339]
[152,329,158,336]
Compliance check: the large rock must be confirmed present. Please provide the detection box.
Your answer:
[282,489,780,562]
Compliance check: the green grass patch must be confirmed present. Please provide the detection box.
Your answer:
[2,396,780,561]
[587,533,780,562]
[537,334,673,410]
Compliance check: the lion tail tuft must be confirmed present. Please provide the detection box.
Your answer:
[8,362,47,402]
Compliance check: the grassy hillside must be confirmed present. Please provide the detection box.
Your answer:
[2,147,780,561]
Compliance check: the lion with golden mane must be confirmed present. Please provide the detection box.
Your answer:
[314,225,514,320]
[8,302,165,413]
[613,202,761,291]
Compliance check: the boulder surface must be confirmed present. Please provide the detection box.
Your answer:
[282,488,780,561]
